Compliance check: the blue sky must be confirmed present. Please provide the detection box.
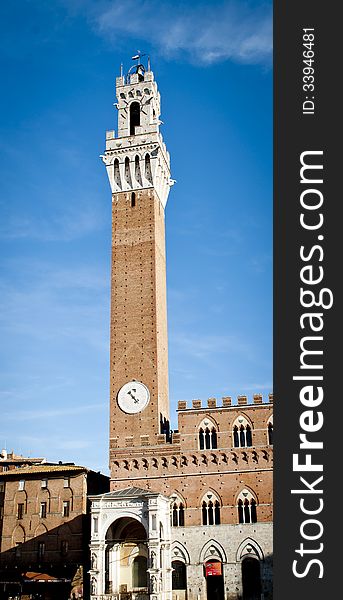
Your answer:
[0,0,272,474]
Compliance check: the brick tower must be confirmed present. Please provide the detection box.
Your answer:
[102,59,173,484]
[91,58,273,600]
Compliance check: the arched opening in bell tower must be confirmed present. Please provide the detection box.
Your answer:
[105,517,148,595]
[130,101,140,135]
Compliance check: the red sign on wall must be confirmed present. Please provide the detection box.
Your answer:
[205,561,222,576]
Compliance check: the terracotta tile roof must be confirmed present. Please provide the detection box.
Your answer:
[0,464,87,477]
[0,458,45,463]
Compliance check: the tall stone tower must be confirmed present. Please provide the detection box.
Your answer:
[90,58,273,600]
[102,59,173,484]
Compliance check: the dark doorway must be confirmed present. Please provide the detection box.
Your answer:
[172,560,187,591]
[242,557,261,600]
[205,560,224,600]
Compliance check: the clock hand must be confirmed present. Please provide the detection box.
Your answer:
[128,389,139,403]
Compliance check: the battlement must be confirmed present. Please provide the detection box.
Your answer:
[177,393,273,411]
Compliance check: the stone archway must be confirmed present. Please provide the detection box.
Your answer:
[89,486,172,599]
[105,517,148,594]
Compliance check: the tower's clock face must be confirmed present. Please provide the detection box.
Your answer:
[117,381,150,414]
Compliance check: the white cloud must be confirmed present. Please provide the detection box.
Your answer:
[86,0,272,66]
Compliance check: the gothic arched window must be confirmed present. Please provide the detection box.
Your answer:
[232,417,253,448]
[172,496,185,527]
[237,489,258,524]
[198,420,218,450]
[130,102,140,135]
[201,492,221,525]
